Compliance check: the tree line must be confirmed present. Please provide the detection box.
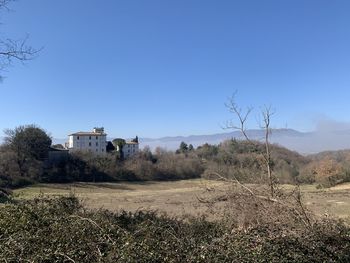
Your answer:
[1,124,349,190]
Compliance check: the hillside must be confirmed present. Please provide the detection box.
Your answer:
[139,128,350,154]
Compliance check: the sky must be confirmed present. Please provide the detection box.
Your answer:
[0,0,350,139]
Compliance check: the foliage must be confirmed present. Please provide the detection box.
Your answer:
[0,144,41,187]
[0,196,349,262]
[1,123,350,188]
[0,187,11,203]
[176,141,188,154]
[122,149,204,181]
[112,138,126,159]
[112,138,126,148]
[200,139,309,184]
[196,143,219,159]
[41,149,204,183]
[300,154,350,187]
[106,141,115,153]
[4,124,52,161]
[0,125,51,184]
[52,144,64,149]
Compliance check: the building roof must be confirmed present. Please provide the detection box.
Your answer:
[125,141,139,145]
[69,132,107,136]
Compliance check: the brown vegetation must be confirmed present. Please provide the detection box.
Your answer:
[1,195,349,262]
[1,124,350,194]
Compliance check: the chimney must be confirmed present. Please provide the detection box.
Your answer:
[93,127,104,134]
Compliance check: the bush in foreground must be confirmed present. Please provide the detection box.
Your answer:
[0,196,350,262]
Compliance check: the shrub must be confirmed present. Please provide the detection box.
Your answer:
[0,196,350,262]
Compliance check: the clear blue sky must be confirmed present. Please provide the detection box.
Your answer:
[1,0,350,139]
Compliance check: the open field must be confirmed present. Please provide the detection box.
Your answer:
[13,179,350,219]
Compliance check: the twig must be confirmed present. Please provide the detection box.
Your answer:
[54,252,75,263]
[208,171,255,196]
[69,215,120,245]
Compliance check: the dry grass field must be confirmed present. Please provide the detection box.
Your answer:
[13,179,350,220]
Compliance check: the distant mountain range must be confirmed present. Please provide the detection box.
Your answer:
[3,128,350,155]
[138,128,350,155]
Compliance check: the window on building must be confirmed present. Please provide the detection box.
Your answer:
[96,149,98,152]
[89,136,91,140]
[89,142,91,146]
[96,136,98,139]
[77,136,79,140]
[96,142,98,146]
[102,149,104,152]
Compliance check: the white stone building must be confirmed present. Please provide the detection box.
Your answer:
[122,141,139,158]
[68,127,107,155]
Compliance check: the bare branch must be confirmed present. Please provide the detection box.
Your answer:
[261,105,275,131]
[260,105,277,197]
[0,0,14,11]
[0,36,40,67]
[207,171,256,196]
[0,0,41,80]
[224,93,278,197]
[54,252,75,263]
[69,215,118,245]
[224,94,253,143]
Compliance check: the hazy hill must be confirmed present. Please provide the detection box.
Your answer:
[309,149,350,162]
[139,128,350,154]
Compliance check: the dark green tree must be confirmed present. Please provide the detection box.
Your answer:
[176,141,188,154]
[4,125,51,177]
[106,141,115,153]
[52,144,64,149]
[112,138,126,160]
[4,125,52,160]
[188,144,194,151]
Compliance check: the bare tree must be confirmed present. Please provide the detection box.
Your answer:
[197,93,313,229]
[225,94,276,197]
[261,105,276,197]
[0,0,39,80]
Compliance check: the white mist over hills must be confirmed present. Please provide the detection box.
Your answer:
[138,128,350,155]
